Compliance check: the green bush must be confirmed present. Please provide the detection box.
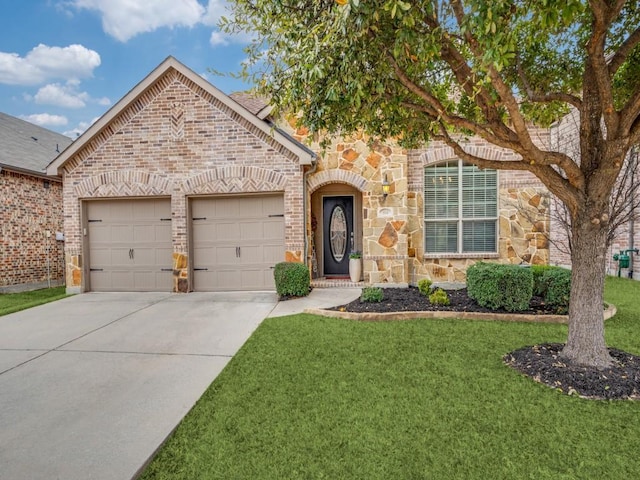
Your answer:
[417,278,433,297]
[429,288,450,306]
[466,262,533,312]
[273,262,310,298]
[531,264,554,296]
[540,267,571,314]
[361,286,384,303]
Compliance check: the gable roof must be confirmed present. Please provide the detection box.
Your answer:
[47,56,314,176]
[0,112,72,178]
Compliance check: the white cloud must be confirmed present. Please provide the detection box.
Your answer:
[209,31,230,46]
[0,44,101,86]
[202,0,230,26]
[204,1,254,47]
[34,83,89,108]
[20,113,68,127]
[71,0,205,42]
[31,82,111,109]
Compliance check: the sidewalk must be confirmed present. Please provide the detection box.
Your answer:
[267,287,362,318]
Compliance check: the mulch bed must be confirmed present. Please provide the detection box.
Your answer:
[505,344,640,400]
[328,287,640,400]
[328,286,559,315]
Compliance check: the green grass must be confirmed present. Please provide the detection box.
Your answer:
[141,277,640,480]
[0,286,68,317]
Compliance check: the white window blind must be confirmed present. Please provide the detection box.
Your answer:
[424,161,498,254]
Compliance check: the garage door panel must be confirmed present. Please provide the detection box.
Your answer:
[191,195,284,291]
[87,199,172,292]
[263,222,285,240]
[263,245,284,263]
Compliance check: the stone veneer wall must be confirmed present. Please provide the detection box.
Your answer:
[61,68,304,292]
[0,170,64,290]
[287,121,412,284]
[285,119,552,285]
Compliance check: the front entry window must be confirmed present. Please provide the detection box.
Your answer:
[329,206,347,262]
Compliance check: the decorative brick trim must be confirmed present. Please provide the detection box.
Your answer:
[184,166,287,194]
[308,170,370,193]
[74,170,173,197]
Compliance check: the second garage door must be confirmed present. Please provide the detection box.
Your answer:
[191,195,284,291]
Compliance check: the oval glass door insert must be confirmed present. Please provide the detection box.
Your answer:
[329,206,347,262]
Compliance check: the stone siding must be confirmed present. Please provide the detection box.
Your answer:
[61,68,304,292]
[284,119,551,284]
[1,170,64,290]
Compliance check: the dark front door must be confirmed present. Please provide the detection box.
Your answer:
[323,196,354,276]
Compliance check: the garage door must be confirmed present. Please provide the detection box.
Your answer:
[191,195,284,291]
[87,199,173,292]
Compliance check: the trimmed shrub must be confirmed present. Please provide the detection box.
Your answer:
[429,288,450,306]
[540,267,571,314]
[531,264,554,296]
[361,286,384,303]
[467,262,533,312]
[273,262,310,298]
[417,278,433,297]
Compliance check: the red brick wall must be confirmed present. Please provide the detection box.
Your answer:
[1,170,64,288]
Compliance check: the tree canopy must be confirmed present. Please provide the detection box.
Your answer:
[223,0,640,211]
[223,0,640,368]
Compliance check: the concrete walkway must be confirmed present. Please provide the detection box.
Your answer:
[0,287,361,480]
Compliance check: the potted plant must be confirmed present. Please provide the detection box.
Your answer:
[349,251,362,282]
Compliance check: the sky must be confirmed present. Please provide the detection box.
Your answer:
[0,0,253,138]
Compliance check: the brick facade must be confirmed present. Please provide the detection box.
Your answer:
[55,62,307,293]
[0,170,64,290]
[51,57,562,292]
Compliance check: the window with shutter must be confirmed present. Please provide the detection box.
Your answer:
[424,161,497,254]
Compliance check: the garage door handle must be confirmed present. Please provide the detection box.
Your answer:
[193,217,207,221]
[268,214,284,217]
[194,268,208,271]
[129,248,134,259]
[161,268,173,272]
[236,247,241,257]
[90,268,103,272]
[160,218,171,221]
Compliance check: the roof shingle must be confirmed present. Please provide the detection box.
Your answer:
[0,112,73,175]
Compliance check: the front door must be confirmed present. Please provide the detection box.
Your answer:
[323,196,354,276]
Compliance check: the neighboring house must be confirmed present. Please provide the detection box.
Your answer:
[549,109,640,278]
[47,56,551,293]
[0,113,72,292]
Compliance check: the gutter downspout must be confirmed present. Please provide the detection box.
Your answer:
[303,157,318,273]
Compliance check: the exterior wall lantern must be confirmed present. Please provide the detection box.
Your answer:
[382,173,391,198]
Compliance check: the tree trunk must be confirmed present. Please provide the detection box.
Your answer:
[560,211,613,368]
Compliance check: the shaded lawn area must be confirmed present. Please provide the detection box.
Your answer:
[141,277,640,480]
[0,286,68,317]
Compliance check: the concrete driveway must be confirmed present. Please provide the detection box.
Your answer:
[0,291,279,480]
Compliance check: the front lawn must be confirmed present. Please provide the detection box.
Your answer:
[140,276,640,480]
[0,286,68,317]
